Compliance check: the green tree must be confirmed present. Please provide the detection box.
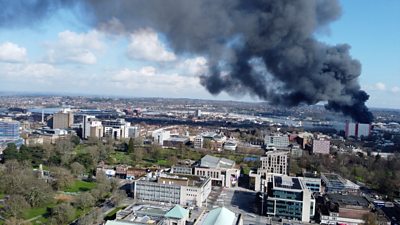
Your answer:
[128,138,135,154]
[51,167,74,190]
[2,143,19,162]
[74,192,95,209]
[70,162,85,177]
[4,194,30,218]
[49,203,76,225]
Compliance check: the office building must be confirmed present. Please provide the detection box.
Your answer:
[134,173,211,207]
[0,118,20,142]
[321,173,360,193]
[152,129,171,145]
[52,111,74,129]
[266,175,315,222]
[312,139,330,154]
[103,119,131,140]
[265,135,290,149]
[299,176,322,193]
[194,155,240,188]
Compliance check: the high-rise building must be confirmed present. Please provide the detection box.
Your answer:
[0,118,20,142]
[194,135,203,149]
[259,150,288,176]
[53,111,74,129]
[345,122,371,138]
[265,175,315,222]
[83,115,95,139]
[265,135,290,149]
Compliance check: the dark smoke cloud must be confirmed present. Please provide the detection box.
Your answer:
[0,0,373,123]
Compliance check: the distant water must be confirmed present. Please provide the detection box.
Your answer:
[28,108,63,114]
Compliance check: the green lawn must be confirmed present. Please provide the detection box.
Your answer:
[23,203,57,223]
[0,193,5,199]
[64,180,96,193]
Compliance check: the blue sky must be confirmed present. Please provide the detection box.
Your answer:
[0,0,399,108]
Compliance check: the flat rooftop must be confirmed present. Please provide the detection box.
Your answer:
[274,176,303,190]
[200,155,235,169]
[327,193,369,208]
[137,173,209,188]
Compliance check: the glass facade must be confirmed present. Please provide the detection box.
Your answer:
[0,121,20,141]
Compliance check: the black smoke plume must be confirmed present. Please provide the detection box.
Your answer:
[0,0,374,123]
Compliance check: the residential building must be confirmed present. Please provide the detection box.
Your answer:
[52,111,74,129]
[345,122,371,138]
[134,173,211,207]
[266,175,315,222]
[321,173,360,193]
[194,155,240,188]
[259,150,288,176]
[312,139,330,154]
[265,134,290,149]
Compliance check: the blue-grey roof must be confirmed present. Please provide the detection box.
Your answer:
[200,155,235,169]
[201,207,236,225]
[165,205,189,219]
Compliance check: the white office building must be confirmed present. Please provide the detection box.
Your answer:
[265,135,290,149]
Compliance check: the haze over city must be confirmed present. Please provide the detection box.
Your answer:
[0,1,400,225]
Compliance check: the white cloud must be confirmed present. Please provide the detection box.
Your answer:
[127,28,176,62]
[0,62,60,79]
[0,42,27,62]
[375,82,386,91]
[46,30,104,65]
[391,86,400,93]
[176,57,208,76]
[110,66,200,93]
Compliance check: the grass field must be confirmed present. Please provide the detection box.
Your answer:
[63,180,96,193]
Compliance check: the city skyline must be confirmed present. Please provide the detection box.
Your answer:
[0,0,399,109]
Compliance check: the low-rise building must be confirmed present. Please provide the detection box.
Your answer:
[134,173,211,207]
[194,155,239,188]
[195,207,243,225]
[319,194,370,225]
[321,173,360,194]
